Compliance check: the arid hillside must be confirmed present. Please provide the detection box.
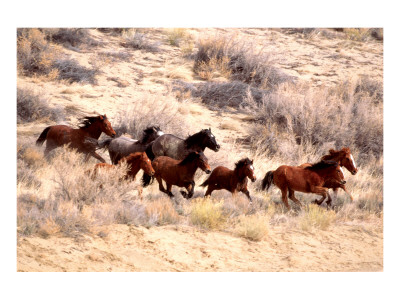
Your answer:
[17,28,383,272]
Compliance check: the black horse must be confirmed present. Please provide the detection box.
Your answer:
[142,128,220,186]
[97,126,164,164]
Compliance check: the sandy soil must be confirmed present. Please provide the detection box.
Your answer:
[17,221,382,272]
[16,28,383,272]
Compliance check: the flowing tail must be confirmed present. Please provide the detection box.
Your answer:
[97,138,113,150]
[261,171,274,191]
[200,178,209,188]
[36,126,51,146]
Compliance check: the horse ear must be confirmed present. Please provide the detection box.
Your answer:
[99,115,104,120]
[251,159,254,164]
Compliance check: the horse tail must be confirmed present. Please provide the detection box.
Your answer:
[142,173,154,187]
[36,126,51,146]
[200,178,209,188]
[261,171,274,191]
[97,138,113,150]
[145,142,155,161]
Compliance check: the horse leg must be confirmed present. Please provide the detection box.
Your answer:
[241,187,252,202]
[340,185,354,202]
[166,183,174,197]
[205,185,214,197]
[310,186,328,205]
[280,187,290,210]
[288,188,302,207]
[155,177,169,196]
[89,152,106,163]
[181,181,195,199]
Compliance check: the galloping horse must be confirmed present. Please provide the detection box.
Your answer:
[145,128,220,160]
[262,161,346,209]
[92,152,154,181]
[142,128,219,186]
[36,115,116,163]
[97,126,164,164]
[146,152,211,200]
[200,158,256,201]
[298,148,358,201]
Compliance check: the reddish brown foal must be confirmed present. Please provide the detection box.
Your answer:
[200,158,256,201]
[36,115,116,163]
[262,161,346,209]
[299,148,358,201]
[150,152,211,200]
[93,152,154,181]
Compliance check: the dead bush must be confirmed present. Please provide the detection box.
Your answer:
[53,58,100,84]
[45,28,101,49]
[121,30,161,53]
[17,87,64,123]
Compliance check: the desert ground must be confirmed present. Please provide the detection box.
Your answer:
[16,28,383,272]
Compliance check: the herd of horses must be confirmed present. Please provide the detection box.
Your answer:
[35,115,358,209]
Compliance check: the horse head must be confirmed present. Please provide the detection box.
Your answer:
[203,128,220,152]
[142,126,164,144]
[236,158,256,182]
[99,114,116,138]
[139,152,155,176]
[339,147,358,175]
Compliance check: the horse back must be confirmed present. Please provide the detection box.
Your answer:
[207,166,234,188]
[274,165,322,192]
[152,134,185,160]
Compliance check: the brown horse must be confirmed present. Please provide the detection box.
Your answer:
[200,158,256,201]
[298,147,358,201]
[36,115,116,163]
[92,152,155,181]
[147,152,211,200]
[262,161,346,209]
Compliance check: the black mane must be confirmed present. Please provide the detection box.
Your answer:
[178,152,204,165]
[305,160,338,171]
[140,126,161,144]
[78,115,105,129]
[184,130,208,148]
[234,158,252,171]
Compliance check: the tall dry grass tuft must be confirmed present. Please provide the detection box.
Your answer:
[121,29,161,53]
[190,198,226,230]
[299,204,336,231]
[234,214,269,241]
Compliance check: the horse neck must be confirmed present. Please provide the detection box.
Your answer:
[178,161,199,177]
[233,167,247,184]
[81,123,103,139]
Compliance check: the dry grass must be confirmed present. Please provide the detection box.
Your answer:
[17,87,64,123]
[190,198,226,230]
[299,204,336,231]
[234,214,269,241]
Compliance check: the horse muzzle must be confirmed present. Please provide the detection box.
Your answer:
[341,180,346,185]
[351,170,358,175]
[205,169,211,174]
[251,177,256,182]
[214,144,220,151]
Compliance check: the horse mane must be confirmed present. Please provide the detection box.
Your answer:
[321,147,350,161]
[184,130,208,148]
[78,115,105,129]
[123,152,143,165]
[140,126,160,144]
[305,160,338,170]
[234,158,252,171]
[178,152,201,165]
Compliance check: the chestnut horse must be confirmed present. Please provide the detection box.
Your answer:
[36,115,116,163]
[92,152,155,181]
[146,152,211,200]
[262,161,346,209]
[200,158,256,201]
[298,148,358,202]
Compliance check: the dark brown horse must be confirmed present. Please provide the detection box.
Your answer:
[92,152,155,181]
[200,158,256,201]
[298,147,358,201]
[147,152,211,200]
[36,115,116,163]
[262,161,346,209]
